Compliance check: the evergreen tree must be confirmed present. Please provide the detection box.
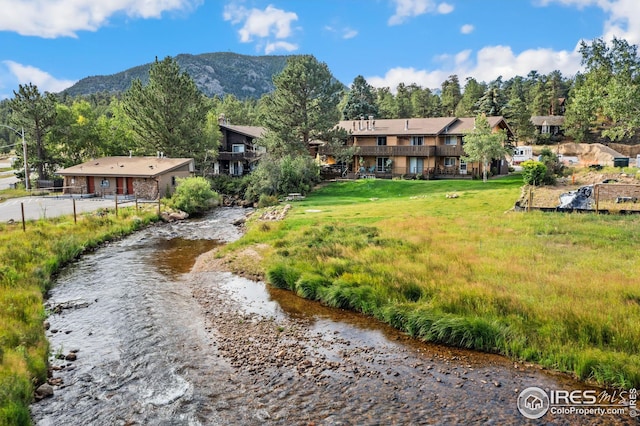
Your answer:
[260,55,344,154]
[440,75,462,116]
[122,56,217,170]
[455,77,486,117]
[476,77,506,116]
[395,83,413,118]
[564,37,640,142]
[8,83,58,181]
[503,77,535,144]
[342,75,378,120]
[375,87,397,118]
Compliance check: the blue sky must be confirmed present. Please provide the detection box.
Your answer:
[0,0,638,100]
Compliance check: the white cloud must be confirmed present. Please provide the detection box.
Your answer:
[437,3,454,14]
[371,0,640,91]
[265,41,298,55]
[388,0,453,26]
[460,24,474,34]
[537,0,640,45]
[1,61,77,95]
[0,0,200,38]
[325,25,358,40]
[366,45,583,92]
[224,3,298,53]
[366,67,450,92]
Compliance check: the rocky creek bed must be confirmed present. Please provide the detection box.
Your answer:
[31,208,636,425]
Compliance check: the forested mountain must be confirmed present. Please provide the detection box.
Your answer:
[60,52,293,99]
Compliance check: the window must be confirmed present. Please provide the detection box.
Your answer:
[445,136,457,145]
[171,176,176,186]
[409,157,423,173]
[410,136,423,146]
[444,157,456,167]
[377,136,387,146]
[541,125,550,134]
[231,161,243,176]
[377,157,389,172]
[232,144,245,153]
[459,159,467,174]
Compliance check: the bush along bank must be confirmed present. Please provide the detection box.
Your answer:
[0,207,159,426]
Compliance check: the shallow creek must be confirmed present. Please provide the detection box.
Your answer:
[30,208,634,425]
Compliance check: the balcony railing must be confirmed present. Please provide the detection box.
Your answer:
[319,145,469,158]
[436,145,465,156]
[350,145,437,157]
[217,150,262,161]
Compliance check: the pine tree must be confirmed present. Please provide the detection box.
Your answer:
[9,83,58,181]
[122,56,216,170]
[342,75,378,120]
[261,55,344,154]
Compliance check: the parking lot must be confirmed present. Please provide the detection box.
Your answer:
[0,195,128,222]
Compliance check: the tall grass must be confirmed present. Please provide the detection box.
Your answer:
[0,206,158,426]
[232,174,640,389]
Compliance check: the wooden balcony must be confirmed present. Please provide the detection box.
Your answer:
[351,145,436,157]
[436,145,465,156]
[216,151,261,161]
[319,144,465,158]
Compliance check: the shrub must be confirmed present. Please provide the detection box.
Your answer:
[167,177,220,215]
[521,160,547,186]
[245,154,320,202]
[257,194,279,208]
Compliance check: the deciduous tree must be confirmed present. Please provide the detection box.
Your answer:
[462,115,508,182]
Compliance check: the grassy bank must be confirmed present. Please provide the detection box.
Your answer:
[0,206,159,426]
[224,175,640,389]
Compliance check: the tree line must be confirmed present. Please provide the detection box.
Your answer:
[1,37,639,196]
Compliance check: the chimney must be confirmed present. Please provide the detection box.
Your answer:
[405,119,409,131]
[218,113,226,125]
[368,115,374,131]
[359,115,364,131]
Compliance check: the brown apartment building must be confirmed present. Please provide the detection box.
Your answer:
[332,116,514,179]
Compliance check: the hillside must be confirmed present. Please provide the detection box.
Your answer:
[60,52,292,99]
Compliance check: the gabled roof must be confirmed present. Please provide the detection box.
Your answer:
[447,116,513,136]
[57,156,194,178]
[337,117,458,136]
[219,123,266,139]
[531,116,565,126]
[337,116,513,137]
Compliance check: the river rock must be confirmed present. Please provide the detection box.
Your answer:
[35,383,54,400]
[65,352,77,361]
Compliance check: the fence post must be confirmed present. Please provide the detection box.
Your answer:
[73,198,77,223]
[595,184,599,213]
[21,202,25,232]
[115,193,118,217]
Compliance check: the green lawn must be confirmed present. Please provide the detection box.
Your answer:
[228,174,640,389]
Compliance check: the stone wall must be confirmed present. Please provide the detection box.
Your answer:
[133,178,158,200]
